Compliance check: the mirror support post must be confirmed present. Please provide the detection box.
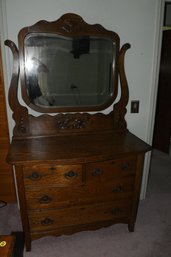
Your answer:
[113,43,131,130]
[5,40,29,137]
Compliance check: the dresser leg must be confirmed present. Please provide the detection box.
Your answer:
[25,237,31,252]
[128,222,134,232]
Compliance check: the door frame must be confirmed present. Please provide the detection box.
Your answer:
[140,0,169,198]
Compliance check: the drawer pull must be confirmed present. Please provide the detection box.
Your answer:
[122,162,131,171]
[111,207,121,215]
[28,172,41,180]
[92,168,103,176]
[65,170,78,178]
[113,185,124,193]
[41,218,53,226]
[39,195,52,203]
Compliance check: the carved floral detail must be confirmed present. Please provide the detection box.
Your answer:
[56,114,89,130]
[61,20,81,33]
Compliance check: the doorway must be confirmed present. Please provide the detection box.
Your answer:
[152,1,171,154]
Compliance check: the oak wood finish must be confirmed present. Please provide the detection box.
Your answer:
[5,13,151,251]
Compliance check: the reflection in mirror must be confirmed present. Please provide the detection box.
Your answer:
[24,34,115,108]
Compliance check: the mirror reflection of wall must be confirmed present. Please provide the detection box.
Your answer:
[24,34,115,108]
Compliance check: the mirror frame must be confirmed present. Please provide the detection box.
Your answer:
[5,13,130,138]
[18,13,120,113]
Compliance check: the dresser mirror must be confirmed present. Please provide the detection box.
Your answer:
[23,34,116,110]
[5,13,130,135]
[16,14,120,113]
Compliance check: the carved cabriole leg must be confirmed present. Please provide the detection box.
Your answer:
[113,43,130,130]
[15,165,31,251]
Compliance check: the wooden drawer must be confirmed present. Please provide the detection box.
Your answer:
[28,200,132,232]
[23,164,82,187]
[86,156,136,183]
[25,177,134,210]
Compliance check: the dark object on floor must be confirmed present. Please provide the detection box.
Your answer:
[11,231,24,257]
[0,200,7,208]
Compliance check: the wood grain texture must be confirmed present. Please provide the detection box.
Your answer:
[11,132,150,251]
[7,131,151,165]
[28,199,132,232]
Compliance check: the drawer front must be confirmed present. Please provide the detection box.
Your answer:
[28,200,132,232]
[23,164,82,187]
[86,156,136,183]
[25,177,134,210]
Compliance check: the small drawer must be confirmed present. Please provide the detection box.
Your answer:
[28,200,132,232]
[25,177,134,210]
[86,156,136,183]
[23,164,82,187]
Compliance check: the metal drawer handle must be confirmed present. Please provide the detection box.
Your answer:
[41,218,53,226]
[65,170,78,178]
[113,185,124,193]
[92,168,103,176]
[28,172,41,181]
[39,195,52,204]
[122,162,130,171]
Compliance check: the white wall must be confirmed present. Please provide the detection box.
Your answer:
[0,0,162,197]
[1,0,158,139]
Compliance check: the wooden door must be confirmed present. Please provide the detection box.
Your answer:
[0,48,16,202]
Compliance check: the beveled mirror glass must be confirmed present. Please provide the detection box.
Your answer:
[24,34,115,108]
[18,14,120,112]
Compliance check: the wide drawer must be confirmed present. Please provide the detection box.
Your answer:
[86,156,136,183]
[28,200,132,232]
[25,177,134,210]
[23,164,82,187]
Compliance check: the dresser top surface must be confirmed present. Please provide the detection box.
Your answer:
[7,131,151,165]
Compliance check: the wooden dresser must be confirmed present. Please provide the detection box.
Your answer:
[5,13,151,251]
